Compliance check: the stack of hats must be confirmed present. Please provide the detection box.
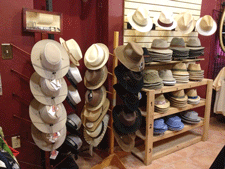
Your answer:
[155,94,170,113]
[165,116,184,131]
[186,38,205,58]
[143,69,163,89]
[113,42,144,152]
[148,39,173,62]
[172,63,189,83]
[82,43,110,148]
[185,88,200,105]
[180,111,201,124]
[154,118,168,135]
[168,90,188,108]
[159,69,176,86]
[170,38,190,60]
[188,63,204,81]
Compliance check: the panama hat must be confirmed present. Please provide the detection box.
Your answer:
[29,99,67,133]
[148,39,173,54]
[196,15,217,36]
[30,72,68,105]
[185,88,200,101]
[114,42,145,72]
[66,113,81,134]
[170,38,190,52]
[66,85,81,110]
[175,12,195,34]
[188,63,204,72]
[143,69,163,84]
[85,86,106,111]
[158,70,176,82]
[31,39,70,79]
[155,94,170,109]
[186,38,205,50]
[83,114,109,147]
[59,38,82,66]
[172,63,189,76]
[66,64,82,87]
[31,124,67,151]
[84,66,108,90]
[154,11,177,30]
[127,6,153,32]
[84,43,109,70]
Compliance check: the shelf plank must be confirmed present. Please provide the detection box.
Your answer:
[142,79,208,94]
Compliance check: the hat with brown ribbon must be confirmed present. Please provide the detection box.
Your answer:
[175,12,195,34]
[154,11,177,30]
[196,15,217,36]
[149,39,173,54]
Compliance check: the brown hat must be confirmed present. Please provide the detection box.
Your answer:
[172,63,189,76]
[196,15,217,36]
[114,42,145,72]
[84,66,108,90]
[175,12,195,34]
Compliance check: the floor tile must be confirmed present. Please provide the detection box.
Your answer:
[170,159,202,169]
[156,153,184,164]
[189,153,216,169]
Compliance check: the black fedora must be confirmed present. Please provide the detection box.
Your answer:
[113,105,142,134]
[114,64,144,94]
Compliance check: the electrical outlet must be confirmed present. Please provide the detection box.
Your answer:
[11,136,21,149]
[1,43,13,60]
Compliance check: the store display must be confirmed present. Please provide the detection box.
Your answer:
[143,69,163,89]
[155,94,170,113]
[180,111,201,124]
[186,38,205,58]
[172,63,189,83]
[66,64,83,87]
[196,15,217,36]
[170,38,189,60]
[165,116,184,131]
[185,88,201,105]
[66,85,81,110]
[158,69,176,86]
[175,12,195,34]
[168,90,188,108]
[154,11,177,30]
[188,63,204,81]
[127,6,153,32]
[66,113,82,134]
[153,118,168,135]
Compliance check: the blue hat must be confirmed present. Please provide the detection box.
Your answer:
[166,116,184,131]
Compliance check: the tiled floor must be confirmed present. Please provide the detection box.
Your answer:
[77,117,225,169]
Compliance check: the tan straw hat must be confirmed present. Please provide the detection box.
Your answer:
[185,88,200,101]
[154,11,177,30]
[196,15,217,36]
[186,38,205,50]
[170,90,188,102]
[155,94,170,109]
[172,63,189,76]
[188,63,204,72]
[31,39,70,79]
[175,12,195,34]
[148,39,173,54]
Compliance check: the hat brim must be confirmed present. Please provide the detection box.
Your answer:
[155,99,170,109]
[186,46,205,50]
[127,11,153,32]
[31,39,70,79]
[170,95,188,102]
[30,72,68,105]
[181,115,201,122]
[84,43,109,70]
[181,118,200,124]
[29,99,67,133]
[196,17,217,36]
[154,15,177,30]
[83,106,101,122]
[172,71,189,76]
[148,48,173,54]
[170,47,190,52]
[83,114,109,147]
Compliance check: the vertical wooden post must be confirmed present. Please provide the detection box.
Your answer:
[202,79,213,141]
[144,90,154,165]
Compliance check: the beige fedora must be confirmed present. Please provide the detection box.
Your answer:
[114,42,145,72]
[84,43,109,70]
[148,39,173,54]
[83,114,109,147]
[127,6,153,32]
[172,63,189,76]
[154,11,177,30]
[196,15,217,36]
[31,39,70,79]
[186,38,205,50]
[59,38,82,66]
[155,94,170,109]
[175,12,195,34]
[30,72,68,105]
[29,99,67,134]
[31,124,66,152]
[84,66,108,90]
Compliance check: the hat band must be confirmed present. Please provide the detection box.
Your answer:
[158,19,173,27]
[67,71,78,85]
[67,119,78,130]
[188,70,202,72]
[172,69,188,71]
[170,45,185,48]
[151,46,169,50]
[188,96,198,99]
[187,45,202,47]
[155,100,166,105]
[89,121,104,139]
[132,15,147,27]
[172,95,185,99]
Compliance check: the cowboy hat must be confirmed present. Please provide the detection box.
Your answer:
[127,6,153,32]
[154,11,177,30]
[175,12,195,34]
[66,113,82,134]
[66,64,82,87]
[59,38,82,66]
[114,42,145,72]
[31,124,67,151]
[30,72,68,105]
[84,43,109,70]
[31,39,70,79]
[84,66,108,90]
[196,15,217,36]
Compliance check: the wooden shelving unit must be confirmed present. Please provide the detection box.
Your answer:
[132,78,213,165]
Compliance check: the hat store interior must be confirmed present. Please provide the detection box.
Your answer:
[1,0,225,168]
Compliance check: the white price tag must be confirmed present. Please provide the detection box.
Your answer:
[50,79,62,90]
[50,150,59,160]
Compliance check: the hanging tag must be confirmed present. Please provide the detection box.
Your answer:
[50,150,59,160]
[89,144,93,156]
[50,79,62,90]
[49,132,60,143]
[48,105,58,116]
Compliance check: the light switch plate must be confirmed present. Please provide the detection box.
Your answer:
[1,43,13,60]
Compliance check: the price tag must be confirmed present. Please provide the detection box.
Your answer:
[48,105,58,116]
[50,150,59,160]
[50,79,61,90]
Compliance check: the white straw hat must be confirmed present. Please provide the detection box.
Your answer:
[154,11,177,30]
[196,15,217,36]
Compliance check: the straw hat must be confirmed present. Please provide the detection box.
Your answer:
[196,15,217,36]
[85,86,106,111]
[84,43,109,70]
[158,70,175,82]
[66,113,82,134]
[170,38,189,52]
[29,99,67,133]
[67,85,81,109]
[170,90,188,102]
[175,12,195,34]
[188,63,204,72]
[148,39,172,54]
[30,72,68,105]
[172,63,189,76]
[127,6,153,32]
[59,38,82,66]
[143,69,162,84]
[185,88,200,102]
[31,39,70,79]
[66,64,82,87]
[114,42,145,72]
[155,94,170,109]
[154,11,177,30]
[186,38,205,50]
[84,66,108,90]
[31,124,67,151]
[83,114,109,147]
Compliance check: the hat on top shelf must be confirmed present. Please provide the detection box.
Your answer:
[155,94,170,113]
[127,6,153,32]
[180,111,201,124]
[188,63,204,81]
[154,11,177,30]
[186,38,205,58]
[196,15,217,36]
[175,12,195,34]
[170,38,190,60]
[172,63,189,83]
[31,39,70,79]
[158,70,176,86]
[168,90,188,108]
[185,88,201,105]
[66,64,82,87]
[143,69,163,89]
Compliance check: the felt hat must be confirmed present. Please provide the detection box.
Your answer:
[186,38,205,50]
[185,88,200,102]
[114,42,145,72]
[84,66,108,90]
[30,72,68,105]
[175,12,195,34]
[172,63,189,76]
[85,86,107,111]
[170,38,190,52]
[127,6,153,32]
[148,39,173,54]
[114,64,144,93]
[84,43,109,70]
[66,113,81,134]
[154,11,177,30]
[67,85,81,109]
[158,70,176,82]
[83,114,109,147]
[31,124,67,151]
[155,94,170,109]
[31,39,70,79]
[143,69,163,84]
[29,99,67,134]
[196,15,217,36]
[169,90,188,102]
[59,38,82,66]
[66,64,82,87]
